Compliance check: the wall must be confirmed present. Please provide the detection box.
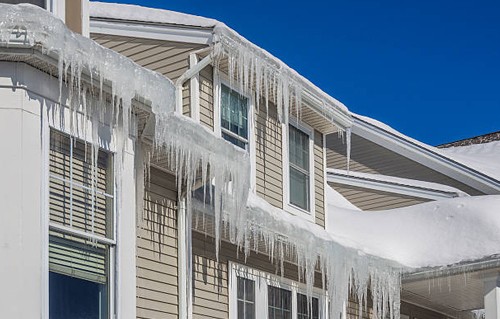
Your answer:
[136,168,179,318]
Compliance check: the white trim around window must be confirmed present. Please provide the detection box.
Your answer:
[283,118,316,222]
[214,71,257,191]
[229,262,328,319]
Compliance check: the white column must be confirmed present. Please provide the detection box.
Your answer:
[0,63,43,318]
[484,276,500,319]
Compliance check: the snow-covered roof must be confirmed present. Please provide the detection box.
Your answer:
[90,2,218,28]
[439,141,500,182]
[325,185,500,268]
[354,113,500,183]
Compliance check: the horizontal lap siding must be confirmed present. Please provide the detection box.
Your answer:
[325,132,484,203]
[256,104,283,208]
[314,130,325,228]
[137,168,178,318]
[191,231,325,319]
[329,182,430,211]
[199,66,214,130]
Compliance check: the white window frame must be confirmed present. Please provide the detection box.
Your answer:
[214,71,257,191]
[42,115,117,319]
[283,118,316,222]
[229,262,328,319]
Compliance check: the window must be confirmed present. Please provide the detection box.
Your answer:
[297,293,319,319]
[230,264,325,319]
[220,84,249,149]
[288,124,311,212]
[237,277,255,319]
[268,286,292,319]
[48,130,114,319]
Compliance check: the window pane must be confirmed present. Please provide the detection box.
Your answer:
[221,84,248,148]
[289,125,309,171]
[49,272,108,319]
[297,293,319,319]
[290,167,309,211]
[268,286,292,319]
[237,277,255,319]
[222,132,247,150]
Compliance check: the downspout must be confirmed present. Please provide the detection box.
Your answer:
[178,198,189,319]
[174,44,218,114]
[176,44,218,318]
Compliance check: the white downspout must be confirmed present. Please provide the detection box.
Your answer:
[178,198,189,319]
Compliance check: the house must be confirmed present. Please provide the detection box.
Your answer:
[0,1,499,319]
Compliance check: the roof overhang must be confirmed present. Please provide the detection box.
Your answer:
[402,257,500,317]
[90,17,214,45]
[352,115,500,194]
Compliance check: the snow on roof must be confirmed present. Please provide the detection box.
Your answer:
[90,1,218,28]
[439,141,500,182]
[326,185,500,268]
[89,1,351,125]
[354,113,500,183]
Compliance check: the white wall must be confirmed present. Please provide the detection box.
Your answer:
[0,61,137,318]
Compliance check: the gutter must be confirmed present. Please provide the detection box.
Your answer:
[403,256,500,283]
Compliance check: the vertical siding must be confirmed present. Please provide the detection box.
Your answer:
[136,168,178,318]
[314,130,325,227]
[255,103,283,208]
[199,66,214,130]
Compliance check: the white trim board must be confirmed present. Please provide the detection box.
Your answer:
[327,168,468,200]
[89,18,213,45]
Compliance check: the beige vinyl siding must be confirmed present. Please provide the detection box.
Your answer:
[329,182,430,211]
[401,301,449,319]
[326,132,484,196]
[136,168,178,319]
[199,66,214,130]
[192,231,324,319]
[90,34,208,120]
[255,103,283,208]
[314,130,325,227]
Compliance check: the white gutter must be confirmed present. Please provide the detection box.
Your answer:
[327,168,468,200]
[352,116,500,194]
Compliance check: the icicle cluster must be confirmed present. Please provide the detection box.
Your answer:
[0,4,402,319]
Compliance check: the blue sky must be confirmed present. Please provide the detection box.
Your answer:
[99,0,500,146]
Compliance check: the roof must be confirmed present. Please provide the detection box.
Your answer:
[89,1,353,130]
[438,130,500,148]
[325,185,500,269]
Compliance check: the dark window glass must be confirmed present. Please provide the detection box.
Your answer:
[297,293,319,319]
[289,125,310,211]
[221,84,248,149]
[237,277,255,319]
[0,0,45,8]
[268,286,292,319]
[49,272,108,319]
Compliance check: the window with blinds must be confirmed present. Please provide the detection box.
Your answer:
[48,129,113,319]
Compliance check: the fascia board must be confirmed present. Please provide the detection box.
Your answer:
[90,18,213,45]
[352,117,500,194]
[327,171,461,200]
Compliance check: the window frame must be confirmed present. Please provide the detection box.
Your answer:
[44,126,116,319]
[214,71,257,190]
[229,262,327,319]
[283,118,316,222]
